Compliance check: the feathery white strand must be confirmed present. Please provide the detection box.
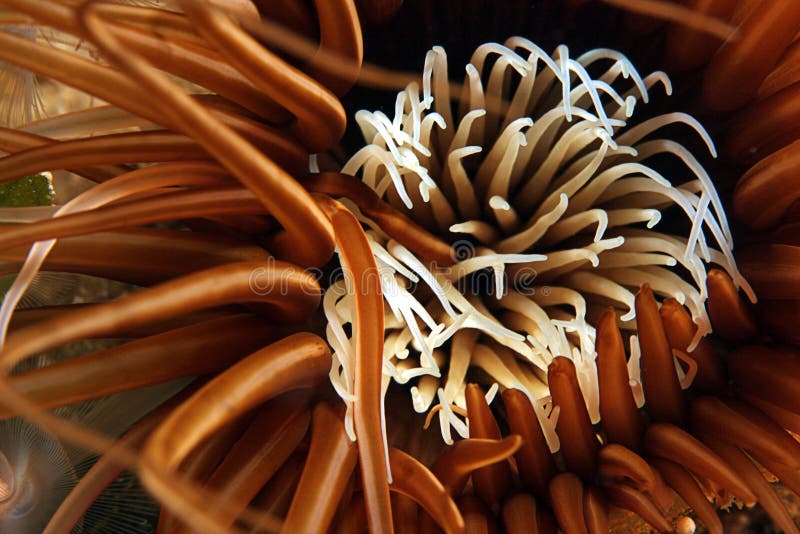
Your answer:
[329,37,749,443]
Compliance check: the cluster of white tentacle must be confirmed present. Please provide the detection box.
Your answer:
[326,37,754,451]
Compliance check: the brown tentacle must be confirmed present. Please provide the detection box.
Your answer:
[282,403,358,534]
[659,299,725,392]
[465,383,513,510]
[701,0,800,111]
[0,228,268,285]
[458,494,499,534]
[305,172,455,266]
[597,444,656,494]
[197,392,311,530]
[726,345,800,415]
[738,391,800,436]
[734,140,800,230]
[254,0,317,38]
[548,473,588,534]
[0,260,321,372]
[392,494,419,534]
[705,269,758,342]
[141,333,325,473]
[663,0,737,71]
[335,494,368,534]
[501,493,540,534]
[70,2,202,46]
[0,187,265,251]
[502,388,557,499]
[432,436,524,496]
[388,447,465,534]
[725,81,800,166]
[724,398,800,465]
[79,3,334,267]
[739,242,800,299]
[583,485,609,534]
[0,0,289,121]
[249,452,305,524]
[603,483,673,533]
[0,126,127,181]
[158,414,252,534]
[595,308,645,451]
[0,131,216,184]
[306,0,363,95]
[2,315,276,418]
[636,284,686,426]
[759,298,800,346]
[644,423,756,505]
[650,457,722,534]
[759,38,800,98]
[8,306,244,339]
[138,334,330,532]
[701,435,800,534]
[690,396,800,469]
[180,0,345,152]
[548,356,598,480]
[0,22,279,143]
[323,200,393,533]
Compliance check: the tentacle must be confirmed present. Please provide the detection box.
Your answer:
[322,199,392,533]
[636,284,686,426]
[644,423,756,505]
[184,393,310,529]
[548,473,588,534]
[739,242,800,299]
[595,308,644,451]
[583,485,609,534]
[2,315,276,418]
[79,2,334,266]
[659,299,725,392]
[465,383,513,510]
[0,260,321,371]
[156,408,252,533]
[388,448,465,534]
[734,141,800,230]
[432,436,524,496]
[706,269,758,342]
[282,403,358,534]
[0,228,268,285]
[305,172,455,266]
[0,188,264,252]
[603,483,672,533]
[650,457,722,534]
[179,0,345,152]
[690,396,800,469]
[305,0,363,95]
[725,82,800,166]
[502,389,556,499]
[139,334,330,531]
[548,357,598,480]
[597,444,656,494]
[0,0,290,121]
[250,453,305,526]
[702,1,800,111]
[726,345,800,413]
[501,493,540,534]
[458,494,499,533]
[701,435,800,534]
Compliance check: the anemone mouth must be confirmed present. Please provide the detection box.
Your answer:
[325,37,753,450]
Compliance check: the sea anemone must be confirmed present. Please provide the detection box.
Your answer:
[0,1,798,533]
